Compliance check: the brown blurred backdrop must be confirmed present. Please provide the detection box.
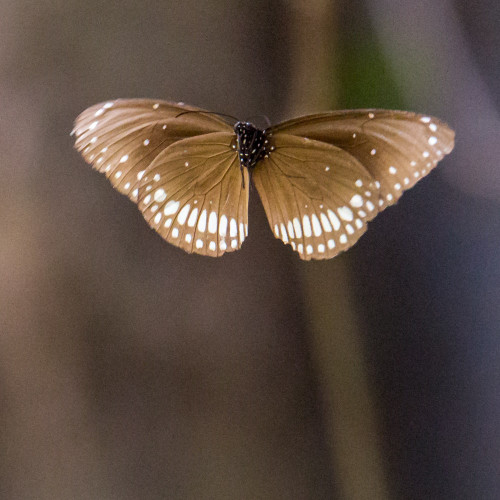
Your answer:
[0,1,499,499]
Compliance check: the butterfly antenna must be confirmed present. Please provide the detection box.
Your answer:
[176,110,239,123]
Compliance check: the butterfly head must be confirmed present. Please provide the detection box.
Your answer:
[234,121,269,169]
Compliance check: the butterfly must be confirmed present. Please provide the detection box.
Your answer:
[72,99,454,260]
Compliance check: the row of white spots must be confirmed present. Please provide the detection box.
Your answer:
[279,204,368,252]
[145,196,247,247]
[152,204,241,253]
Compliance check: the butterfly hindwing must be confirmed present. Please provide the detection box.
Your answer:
[72,99,232,202]
[136,132,248,256]
[272,110,455,210]
[253,133,379,260]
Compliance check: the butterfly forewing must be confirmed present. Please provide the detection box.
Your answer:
[272,110,455,210]
[136,132,248,256]
[72,99,232,202]
[253,133,379,260]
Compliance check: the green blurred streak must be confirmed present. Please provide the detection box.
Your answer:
[338,41,404,109]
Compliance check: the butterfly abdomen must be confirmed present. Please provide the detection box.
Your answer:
[234,122,270,169]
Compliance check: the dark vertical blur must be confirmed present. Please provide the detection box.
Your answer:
[0,0,498,499]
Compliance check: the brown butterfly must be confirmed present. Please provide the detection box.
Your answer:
[72,99,454,260]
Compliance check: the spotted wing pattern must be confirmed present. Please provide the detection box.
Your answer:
[271,110,455,211]
[253,134,379,260]
[72,99,232,202]
[136,132,248,256]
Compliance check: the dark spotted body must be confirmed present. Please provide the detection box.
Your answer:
[234,122,270,170]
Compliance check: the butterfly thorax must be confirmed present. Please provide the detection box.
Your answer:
[234,122,269,169]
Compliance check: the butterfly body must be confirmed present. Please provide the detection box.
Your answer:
[234,121,270,169]
[73,99,454,260]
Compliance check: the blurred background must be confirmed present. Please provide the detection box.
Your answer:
[1,0,499,498]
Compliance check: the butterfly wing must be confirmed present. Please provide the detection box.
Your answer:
[72,99,232,202]
[252,133,379,260]
[136,132,248,256]
[271,110,455,210]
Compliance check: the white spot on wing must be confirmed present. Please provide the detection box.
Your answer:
[302,215,312,237]
[349,195,363,208]
[187,208,198,227]
[327,210,341,231]
[198,210,207,232]
[311,214,322,237]
[164,200,180,215]
[219,215,228,237]
[154,188,167,202]
[320,213,332,232]
[230,218,237,237]
[293,218,302,238]
[208,212,217,233]
[280,224,288,243]
[177,204,191,225]
[338,206,354,221]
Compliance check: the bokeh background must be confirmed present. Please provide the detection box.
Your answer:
[1,1,499,498]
